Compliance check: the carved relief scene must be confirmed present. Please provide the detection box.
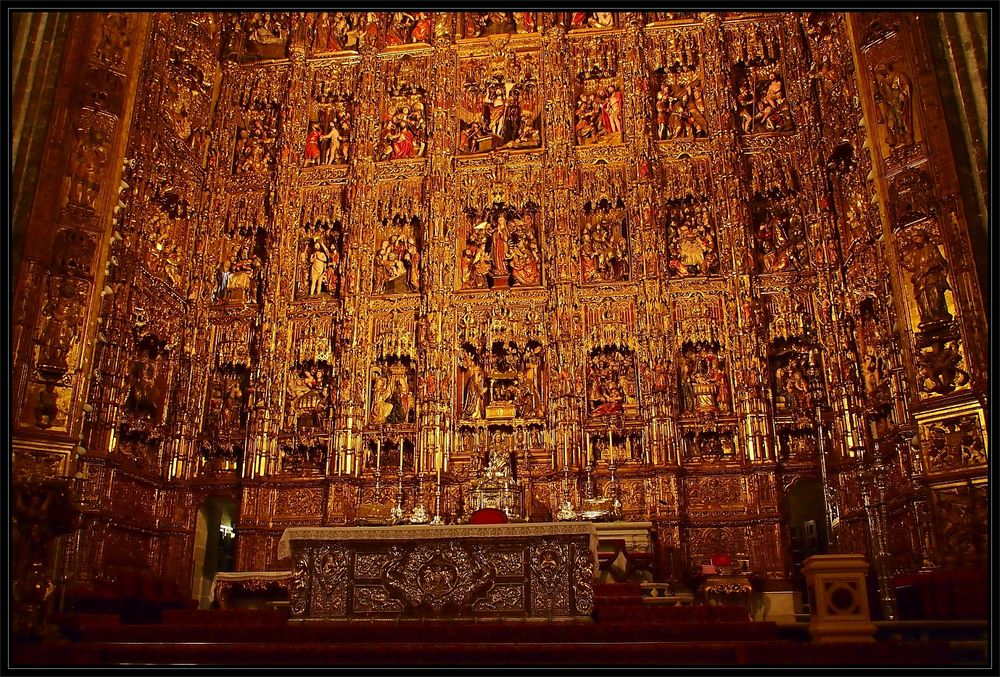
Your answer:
[727,22,794,135]
[213,193,268,305]
[157,14,217,157]
[649,29,707,141]
[678,342,730,416]
[458,181,542,290]
[383,11,433,47]
[379,56,430,161]
[665,196,718,277]
[305,65,356,167]
[456,302,547,424]
[222,12,289,62]
[457,48,541,155]
[750,196,808,274]
[231,78,283,175]
[567,12,616,31]
[461,12,538,39]
[368,311,418,428]
[373,214,421,296]
[310,11,369,54]
[584,304,639,420]
[572,37,623,146]
[295,190,345,300]
[580,197,630,283]
[138,165,194,290]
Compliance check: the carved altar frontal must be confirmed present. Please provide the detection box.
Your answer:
[279,523,597,621]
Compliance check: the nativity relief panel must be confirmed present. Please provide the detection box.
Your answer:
[371,181,424,297]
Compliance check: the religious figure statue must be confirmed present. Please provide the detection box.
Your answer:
[126,359,162,421]
[899,231,953,329]
[304,123,322,166]
[873,62,913,148]
[38,278,88,371]
[220,378,244,430]
[67,127,110,208]
[461,353,485,420]
[733,77,754,133]
[756,72,793,132]
[690,363,718,413]
[308,238,331,295]
[370,366,394,424]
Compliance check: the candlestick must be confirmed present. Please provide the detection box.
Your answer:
[562,428,568,468]
[430,468,444,525]
[398,437,404,473]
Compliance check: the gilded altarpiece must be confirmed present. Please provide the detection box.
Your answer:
[12,13,987,623]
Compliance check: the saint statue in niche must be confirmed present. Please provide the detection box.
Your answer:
[899,230,952,329]
[873,62,913,148]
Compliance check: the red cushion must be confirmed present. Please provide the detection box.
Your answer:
[469,508,508,524]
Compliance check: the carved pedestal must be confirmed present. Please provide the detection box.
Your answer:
[280,523,597,621]
[802,554,876,643]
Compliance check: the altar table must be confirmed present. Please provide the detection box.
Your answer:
[278,522,598,621]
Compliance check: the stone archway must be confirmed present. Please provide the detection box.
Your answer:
[190,496,237,609]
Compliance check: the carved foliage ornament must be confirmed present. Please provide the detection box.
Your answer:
[385,541,491,612]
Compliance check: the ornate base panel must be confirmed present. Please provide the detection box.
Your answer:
[283,523,596,621]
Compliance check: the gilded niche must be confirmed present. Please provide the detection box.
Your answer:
[460,198,541,290]
[457,49,541,155]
